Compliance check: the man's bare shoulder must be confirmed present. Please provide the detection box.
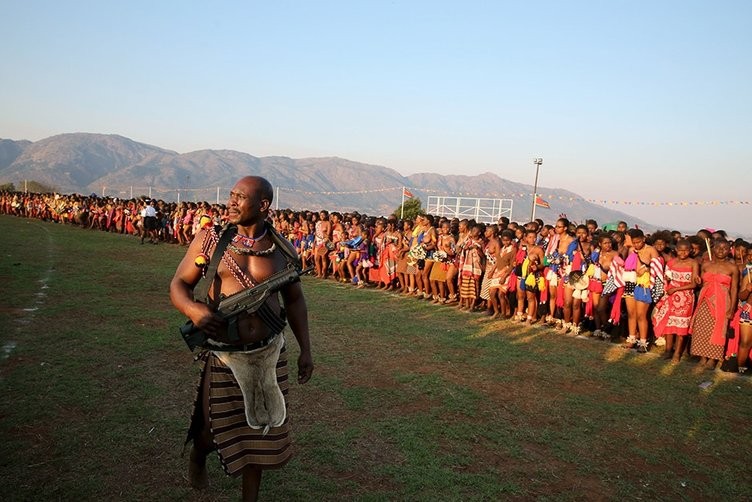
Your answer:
[185,226,215,254]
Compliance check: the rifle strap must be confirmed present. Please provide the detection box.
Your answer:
[194,224,237,305]
[257,303,287,334]
[192,222,293,343]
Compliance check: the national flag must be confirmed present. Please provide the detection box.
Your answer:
[534,196,550,209]
[403,188,414,198]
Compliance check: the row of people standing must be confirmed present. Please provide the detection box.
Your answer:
[0,191,229,246]
[274,209,751,375]
[3,191,749,375]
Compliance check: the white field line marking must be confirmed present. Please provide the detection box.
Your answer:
[4,222,56,360]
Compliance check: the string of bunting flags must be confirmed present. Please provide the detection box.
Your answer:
[91,184,749,207]
[276,186,750,207]
[277,186,399,195]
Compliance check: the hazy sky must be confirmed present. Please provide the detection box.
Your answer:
[1,1,750,235]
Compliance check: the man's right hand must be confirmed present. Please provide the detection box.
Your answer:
[297,351,314,384]
[189,303,224,337]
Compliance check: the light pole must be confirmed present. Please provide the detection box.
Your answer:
[530,157,543,222]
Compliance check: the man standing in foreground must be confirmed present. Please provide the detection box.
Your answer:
[170,176,313,501]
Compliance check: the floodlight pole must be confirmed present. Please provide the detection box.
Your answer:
[530,157,543,222]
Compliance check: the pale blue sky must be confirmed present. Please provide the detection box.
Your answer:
[1,1,750,234]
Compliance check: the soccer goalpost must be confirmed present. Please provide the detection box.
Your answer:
[426,196,513,224]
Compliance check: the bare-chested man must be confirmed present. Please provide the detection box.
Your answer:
[170,176,313,502]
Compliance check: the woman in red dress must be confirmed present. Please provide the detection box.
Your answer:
[689,240,739,370]
[651,240,699,362]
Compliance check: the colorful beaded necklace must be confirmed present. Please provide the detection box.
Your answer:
[227,228,277,256]
[232,228,267,248]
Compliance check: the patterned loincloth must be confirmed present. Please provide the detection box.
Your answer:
[186,338,291,476]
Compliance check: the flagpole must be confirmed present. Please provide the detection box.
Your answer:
[400,186,406,219]
[531,158,543,222]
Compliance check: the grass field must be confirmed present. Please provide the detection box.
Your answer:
[1,214,751,501]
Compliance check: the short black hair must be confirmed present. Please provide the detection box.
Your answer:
[628,228,645,240]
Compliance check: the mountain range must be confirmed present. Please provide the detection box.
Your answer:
[0,133,653,229]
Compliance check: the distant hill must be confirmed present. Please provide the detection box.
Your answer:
[0,133,653,228]
[0,138,31,169]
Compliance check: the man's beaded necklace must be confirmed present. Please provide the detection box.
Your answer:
[232,229,267,248]
[198,226,276,288]
[227,228,277,256]
[227,242,277,256]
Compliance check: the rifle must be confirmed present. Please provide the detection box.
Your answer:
[180,264,313,351]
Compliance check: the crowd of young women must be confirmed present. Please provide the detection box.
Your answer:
[276,209,751,375]
[2,190,750,375]
[0,191,223,245]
